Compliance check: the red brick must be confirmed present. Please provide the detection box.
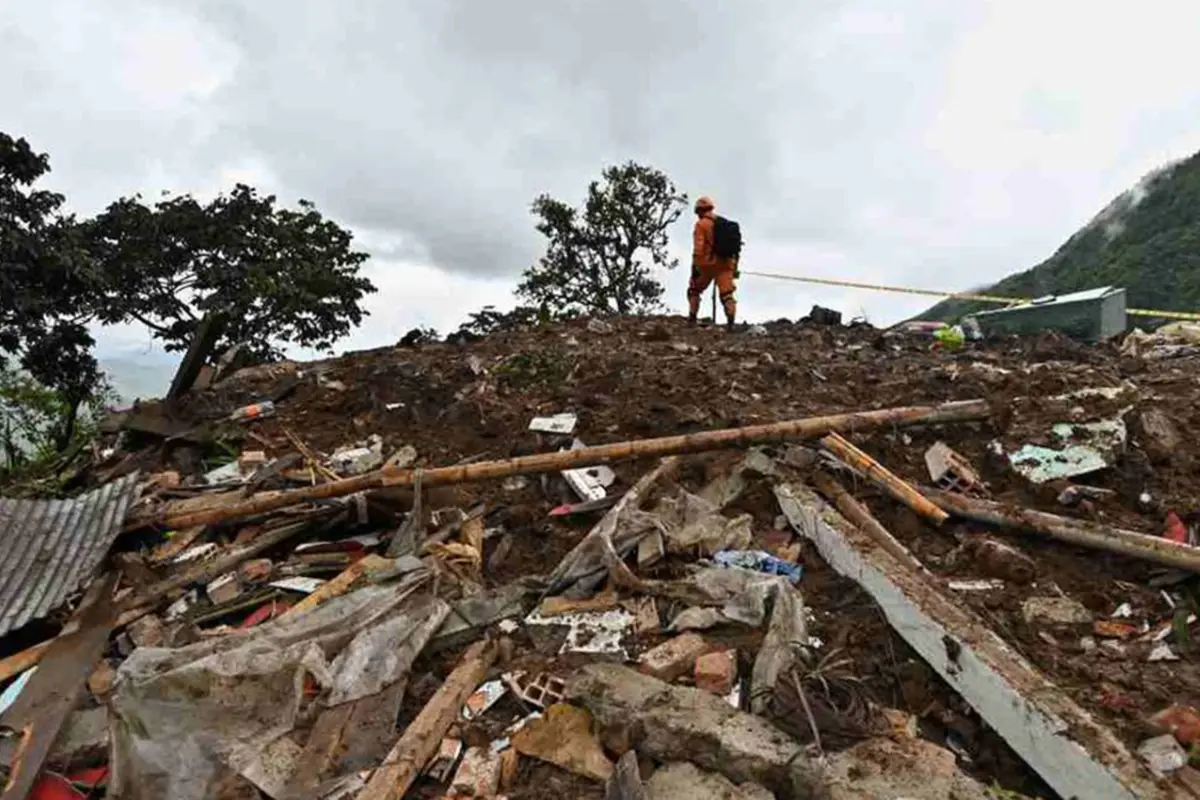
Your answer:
[637,633,711,682]
[694,649,737,696]
[239,558,273,583]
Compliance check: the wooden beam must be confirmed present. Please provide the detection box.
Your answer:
[820,432,948,526]
[357,638,497,800]
[139,400,990,532]
[0,574,119,800]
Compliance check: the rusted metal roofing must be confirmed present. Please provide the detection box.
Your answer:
[0,473,141,636]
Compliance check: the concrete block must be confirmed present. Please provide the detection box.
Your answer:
[824,737,989,799]
[566,663,818,798]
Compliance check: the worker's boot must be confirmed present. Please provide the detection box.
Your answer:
[687,314,698,327]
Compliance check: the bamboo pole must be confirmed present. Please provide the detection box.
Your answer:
[820,432,949,526]
[357,638,497,800]
[137,400,989,532]
[927,489,1200,573]
[810,471,929,574]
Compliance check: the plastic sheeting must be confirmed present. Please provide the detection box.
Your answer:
[108,584,449,800]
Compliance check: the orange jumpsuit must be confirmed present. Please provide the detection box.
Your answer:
[687,213,738,321]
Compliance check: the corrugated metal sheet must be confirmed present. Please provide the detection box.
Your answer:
[0,473,141,636]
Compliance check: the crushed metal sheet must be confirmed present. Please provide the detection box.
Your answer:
[0,472,141,637]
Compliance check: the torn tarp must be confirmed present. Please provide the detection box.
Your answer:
[108,584,448,800]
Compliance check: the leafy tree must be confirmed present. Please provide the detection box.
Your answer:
[448,304,545,343]
[0,134,101,448]
[517,162,687,316]
[0,362,115,483]
[82,184,377,362]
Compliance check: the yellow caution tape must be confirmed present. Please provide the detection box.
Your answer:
[741,270,1200,322]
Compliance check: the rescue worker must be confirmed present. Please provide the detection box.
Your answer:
[687,195,738,329]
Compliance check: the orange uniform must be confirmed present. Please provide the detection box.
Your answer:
[687,198,737,325]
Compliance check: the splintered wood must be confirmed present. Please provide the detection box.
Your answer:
[820,432,949,526]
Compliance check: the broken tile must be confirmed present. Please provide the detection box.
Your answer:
[462,679,508,721]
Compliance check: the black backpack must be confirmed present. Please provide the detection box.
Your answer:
[712,215,743,260]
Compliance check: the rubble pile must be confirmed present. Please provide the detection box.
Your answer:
[5,315,1200,799]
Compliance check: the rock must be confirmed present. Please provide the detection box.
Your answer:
[566,663,818,798]
[1137,408,1184,464]
[588,319,615,335]
[695,649,737,696]
[1138,734,1188,777]
[1021,596,1092,626]
[824,737,990,799]
[128,614,165,648]
[605,750,647,800]
[48,706,109,770]
[637,633,712,682]
[511,703,613,782]
[644,762,773,800]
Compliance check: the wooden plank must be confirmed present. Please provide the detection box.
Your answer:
[776,482,1165,800]
[0,574,118,800]
[282,704,355,800]
[356,639,496,800]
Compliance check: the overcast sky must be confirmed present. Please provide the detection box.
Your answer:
[4,0,1200,372]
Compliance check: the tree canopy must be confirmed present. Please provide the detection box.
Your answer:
[83,184,376,362]
[0,133,100,406]
[517,161,687,317]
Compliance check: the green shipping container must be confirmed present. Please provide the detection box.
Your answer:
[971,286,1127,343]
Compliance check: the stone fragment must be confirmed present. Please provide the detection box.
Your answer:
[566,663,818,798]
[637,633,711,682]
[1021,596,1092,626]
[511,703,613,782]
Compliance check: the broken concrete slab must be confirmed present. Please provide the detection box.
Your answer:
[644,762,773,800]
[566,663,819,799]
[824,737,990,799]
[776,481,1167,799]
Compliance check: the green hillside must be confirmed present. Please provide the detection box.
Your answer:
[918,149,1200,322]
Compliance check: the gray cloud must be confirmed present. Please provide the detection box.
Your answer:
[5,0,1200,351]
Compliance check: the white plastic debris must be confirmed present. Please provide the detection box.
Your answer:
[1111,602,1134,619]
[561,438,616,502]
[165,590,198,622]
[329,434,384,476]
[1148,643,1181,662]
[529,413,578,435]
[948,579,1006,592]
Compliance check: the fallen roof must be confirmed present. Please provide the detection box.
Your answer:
[0,473,141,637]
